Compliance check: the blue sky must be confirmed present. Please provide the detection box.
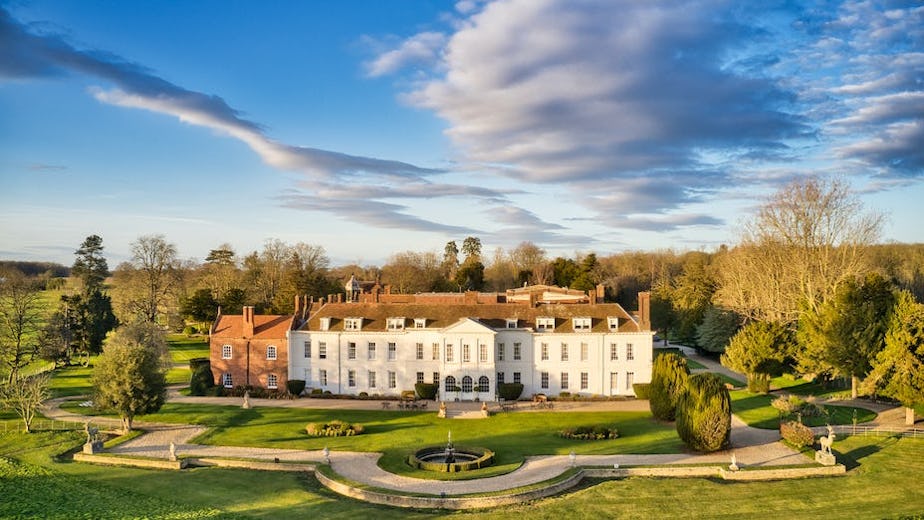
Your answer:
[1,0,922,267]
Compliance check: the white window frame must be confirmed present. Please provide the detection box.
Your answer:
[387,317,405,331]
[626,371,634,390]
[388,371,397,389]
[541,343,549,361]
[626,343,634,361]
[445,344,454,362]
[267,345,277,360]
[561,372,569,390]
[348,370,356,387]
[345,317,362,331]
[610,343,618,361]
[319,369,328,386]
[580,342,588,362]
[497,342,505,361]
[432,343,440,360]
[320,317,331,331]
[303,340,311,358]
[388,342,397,361]
[573,317,592,331]
[368,342,376,360]
[319,342,327,359]
[462,344,471,363]
[541,372,549,389]
[607,317,619,331]
[561,343,569,362]
[348,342,356,360]
[513,372,521,384]
[506,318,517,329]
[479,343,488,363]
[513,342,521,360]
[222,344,232,360]
[416,342,424,360]
[416,371,425,384]
[580,372,588,390]
[536,316,555,331]
[368,371,377,388]
[414,318,427,328]
[268,373,278,389]
[222,373,233,388]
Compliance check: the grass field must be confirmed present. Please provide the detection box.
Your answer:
[1,423,922,518]
[730,389,877,429]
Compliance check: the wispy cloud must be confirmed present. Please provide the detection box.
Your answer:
[364,31,447,77]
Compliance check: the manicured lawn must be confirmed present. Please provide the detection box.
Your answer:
[49,358,98,398]
[463,436,924,519]
[64,402,684,479]
[166,334,210,364]
[730,390,877,429]
[1,425,921,518]
[771,373,852,398]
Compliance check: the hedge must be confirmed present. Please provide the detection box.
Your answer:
[649,353,690,421]
[415,383,438,400]
[498,383,524,401]
[676,373,731,452]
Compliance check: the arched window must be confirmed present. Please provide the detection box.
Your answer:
[222,373,233,388]
[267,374,278,389]
[478,376,489,392]
[462,375,473,392]
[267,345,277,360]
[445,375,457,392]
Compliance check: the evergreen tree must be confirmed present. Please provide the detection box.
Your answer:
[695,306,742,354]
[863,291,924,425]
[722,321,791,393]
[649,353,690,421]
[675,373,731,452]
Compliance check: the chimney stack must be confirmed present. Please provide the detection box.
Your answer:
[638,292,651,332]
[242,306,255,337]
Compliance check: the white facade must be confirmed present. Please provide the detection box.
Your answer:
[288,315,653,399]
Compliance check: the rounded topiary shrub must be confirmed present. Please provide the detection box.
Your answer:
[649,353,690,421]
[498,383,524,401]
[415,382,438,400]
[780,420,815,448]
[286,379,306,397]
[632,383,651,400]
[188,362,215,396]
[676,373,731,452]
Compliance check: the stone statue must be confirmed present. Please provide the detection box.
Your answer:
[438,401,447,418]
[83,422,103,454]
[728,453,739,471]
[481,401,489,417]
[168,441,177,461]
[242,390,251,409]
[819,425,836,455]
[814,425,837,466]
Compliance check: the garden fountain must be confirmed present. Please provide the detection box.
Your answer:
[409,430,494,472]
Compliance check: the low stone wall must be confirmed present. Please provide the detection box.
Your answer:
[584,466,720,478]
[315,467,584,510]
[719,464,845,480]
[190,458,316,472]
[73,452,186,470]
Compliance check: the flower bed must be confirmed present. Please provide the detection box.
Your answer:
[305,420,365,437]
[558,425,619,440]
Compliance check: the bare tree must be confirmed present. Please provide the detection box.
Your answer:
[0,269,44,383]
[716,177,882,324]
[111,235,180,323]
[1,373,51,432]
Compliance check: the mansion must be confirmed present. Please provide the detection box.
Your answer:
[210,281,654,400]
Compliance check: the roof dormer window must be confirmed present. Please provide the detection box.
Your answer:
[607,317,619,331]
[573,317,592,331]
[506,318,518,329]
[387,317,405,331]
[536,317,555,331]
[344,317,363,331]
[320,317,331,331]
[414,318,427,329]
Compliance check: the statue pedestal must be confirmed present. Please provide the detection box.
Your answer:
[815,450,836,466]
[83,441,103,454]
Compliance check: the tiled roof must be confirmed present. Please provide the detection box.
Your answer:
[212,314,295,339]
[302,302,642,333]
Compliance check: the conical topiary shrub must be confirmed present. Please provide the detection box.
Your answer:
[649,352,690,421]
[675,373,731,452]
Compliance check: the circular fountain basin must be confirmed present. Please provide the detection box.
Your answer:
[409,446,494,472]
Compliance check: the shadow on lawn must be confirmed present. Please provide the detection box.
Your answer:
[835,435,900,471]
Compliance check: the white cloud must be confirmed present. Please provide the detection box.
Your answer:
[365,31,447,77]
